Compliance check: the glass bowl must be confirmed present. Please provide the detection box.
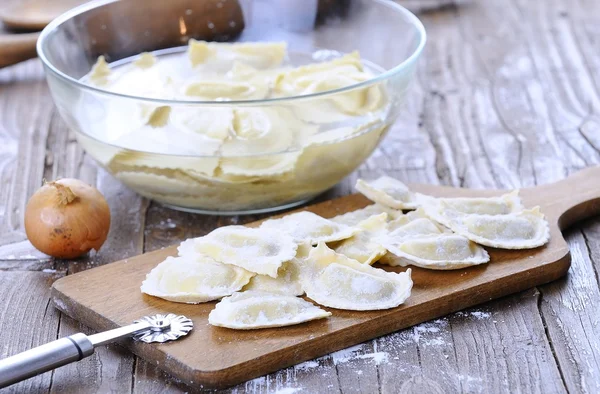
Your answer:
[37,0,425,214]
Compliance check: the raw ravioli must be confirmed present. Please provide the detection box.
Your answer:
[183,79,268,100]
[169,107,233,142]
[331,204,403,226]
[274,52,386,120]
[421,191,523,228]
[141,255,254,303]
[355,176,419,209]
[114,170,210,196]
[217,108,314,176]
[243,243,311,296]
[177,238,196,257]
[382,234,490,270]
[387,208,449,235]
[189,40,287,70]
[302,242,413,310]
[134,52,157,69]
[89,56,111,85]
[260,211,359,244]
[228,61,287,88]
[243,260,304,296]
[441,207,550,249]
[208,291,331,329]
[193,226,298,277]
[334,213,388,265]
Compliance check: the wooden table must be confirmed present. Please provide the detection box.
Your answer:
[1,1,600,393]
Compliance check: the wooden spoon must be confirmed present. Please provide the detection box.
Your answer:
[0,29,39,68]
[0,0,88,68]
[0,0,88,31]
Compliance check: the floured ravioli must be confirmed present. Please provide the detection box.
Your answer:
[193,226,297,277]
[189,40,287,71]
[243,242,312,296]
[260,211,359,244]
[177,238,196,257]
[208,291,331,329]
[331,204,403,226]
[334,213,388,265]
[387,208,449,235]
[243,260,303,296]
[382,234,490,270]
[141,255,254,303]
[421,191,523,228]
[356,176,419,210]
[302,242,413,310]
[440,207,550,249]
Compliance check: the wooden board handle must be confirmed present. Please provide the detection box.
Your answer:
[535,166,600,229]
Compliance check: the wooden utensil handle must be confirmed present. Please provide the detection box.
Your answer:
[536,166,600,229]
[0,32,39,68]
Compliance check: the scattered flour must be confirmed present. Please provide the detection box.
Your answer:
[470,311,491,319]
[52,297,68,313]
[455,310,492,320]
[354,352,389,364]
[19,254,39,259]
[327,344,390,366]
[231,313,492,392]
[42,268,57,273]
[407,319,451,346]
[458,375,484,383]
[294,360,320,372]
[273,388,302,394]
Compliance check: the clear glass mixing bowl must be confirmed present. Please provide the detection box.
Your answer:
[37,0,425,214]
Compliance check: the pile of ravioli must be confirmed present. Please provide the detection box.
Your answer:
[140,175,550,330]
[82,41,390,211]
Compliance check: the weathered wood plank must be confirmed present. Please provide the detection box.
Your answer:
[383,4,570,394]
[539,228,600,393]
[50,315,135,394]
[0,62,53,249]
[492,1,600,392]
[450,290,565,394]
[0,271,62,394]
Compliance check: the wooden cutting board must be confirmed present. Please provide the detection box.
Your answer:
[51,166,600,390]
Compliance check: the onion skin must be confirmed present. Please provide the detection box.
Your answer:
[24,178,111,259]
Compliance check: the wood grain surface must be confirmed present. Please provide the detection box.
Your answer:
[1,0,600,393]
[49,166,600,389]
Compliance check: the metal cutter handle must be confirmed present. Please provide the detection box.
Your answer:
[0,321,151,389]
[0,333,93,388]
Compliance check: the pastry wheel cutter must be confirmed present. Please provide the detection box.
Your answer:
[0,313,193,388]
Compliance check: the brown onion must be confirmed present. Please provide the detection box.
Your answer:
[24,178,111,259]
